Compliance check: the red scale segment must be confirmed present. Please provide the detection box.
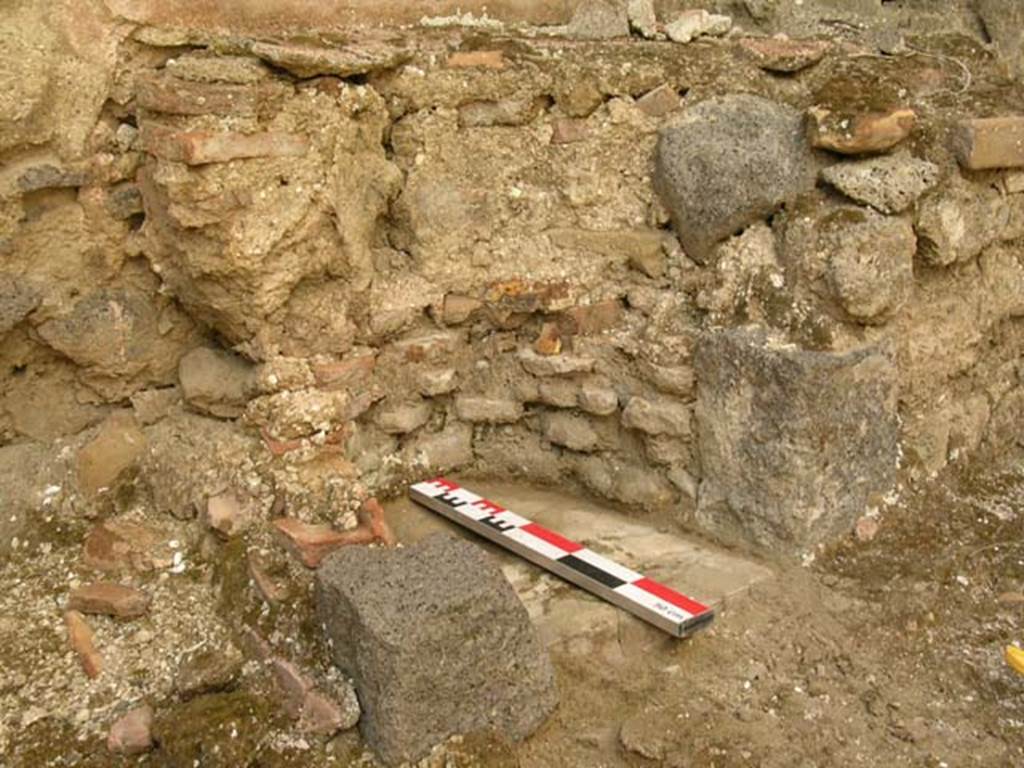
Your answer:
[521,523,583,554]
[633,577,711,616]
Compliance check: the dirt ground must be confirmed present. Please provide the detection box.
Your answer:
[3,448,1024,767]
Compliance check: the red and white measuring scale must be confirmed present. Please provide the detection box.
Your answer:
[409,477,715,638]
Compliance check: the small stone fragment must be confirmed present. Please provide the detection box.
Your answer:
[554,80,605,118]
[915,180,1008,266]
[271,658,360,736]
[622,396,691,437]
[107,705,154,755]
[533,322,562,356]
[821,154,940,214]
[76,413,147,497]
[273,518,373,569]
[249,40,410,78]
[359,498,398,548]
[550,118,588,145]
[176,645,244,699]
[446,50,505,70]
[628,240,667,278]
[205,493,251,538]
[825,208,916,323]
[404,423,474,471]
[636,85,680,118]
[543,412,601,452]
[578,384,619,415]
[561,300,623,336]
[441,294,482,325]
[375,399,432,435]
[739,37,829,72]
[66,610,102,679]
[455,395,524,424]
[417,368,458,397]
[82,519,164,572]
[459,97,548,128]
[953,116,1024,170]
[165,52,269,84]
[854,515,880,542]
[179,347,255,418]
[665,9,732,44]
[626,0,658,38]
[807,106,916,155]
[568,0,630,40]
[68,582,151,619]
[519,348,595,376]
[620,709,669,760]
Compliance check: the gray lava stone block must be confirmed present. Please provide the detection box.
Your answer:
[315,533,558,765]
[695,327,899,551]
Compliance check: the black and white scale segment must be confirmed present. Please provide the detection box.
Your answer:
[409,478,715,638]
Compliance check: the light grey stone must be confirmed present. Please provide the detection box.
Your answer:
[654,94,816,262]
[568,0,630,39]
[915,179,1010,266]
[454,395,523,424]
[573,455,676,509]
[665,9,732,43]
[417,368,458,396]
[622,396,692,437]
[519,348,595,377]
[403,423,474,472]
[823,208,916,323]
[316,534,557,765]
[537,378,579,408]
[578,383,619,415]
[374,399,432,434]
[821,154,940,214]
[626,0,658,38]
[694,327,899,551]
[543,412,600,452]
[178,347,256,419]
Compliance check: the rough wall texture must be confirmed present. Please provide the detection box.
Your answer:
[2,0,1023,556]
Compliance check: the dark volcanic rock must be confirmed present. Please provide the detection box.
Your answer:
[316,533,558,766]
[654,94,816,262]
[694,328,899,551]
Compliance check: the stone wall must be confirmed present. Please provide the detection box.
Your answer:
[1,0,1023,556]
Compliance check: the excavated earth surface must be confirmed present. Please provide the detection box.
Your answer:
[2,0,1024,766]
[3,452,1024,766]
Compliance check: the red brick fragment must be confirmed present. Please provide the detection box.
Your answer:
[68,582,151,619]
[66,610,102,679]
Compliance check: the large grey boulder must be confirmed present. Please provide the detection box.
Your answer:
[654,94,816,262]
[694,328,899,551]
[315,533,558,766]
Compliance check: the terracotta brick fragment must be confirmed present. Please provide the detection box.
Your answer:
[447,50,506,69]
[953,116,1024,170]
[68,582,151,619]
[66,610,102,679]
[141,123,309,165]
